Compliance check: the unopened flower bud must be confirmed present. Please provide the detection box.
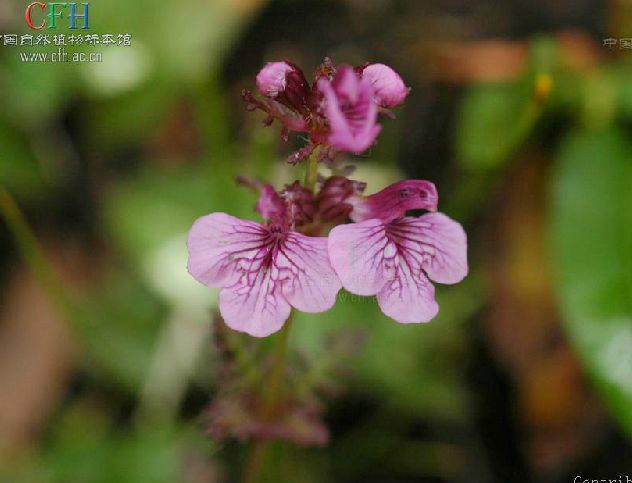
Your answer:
[256,61,295,98]
[316,176,366,221]
[361,63,409,108]
[282,181,315,226]
[256,61,310,114]
[256,184,286,222]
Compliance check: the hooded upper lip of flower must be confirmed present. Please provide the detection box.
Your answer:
[348,179,439,223]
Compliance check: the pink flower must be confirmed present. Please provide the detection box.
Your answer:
[327,181,467,324]
[360,63,410,108]
[318,66,382,154]
[187,213,341,337]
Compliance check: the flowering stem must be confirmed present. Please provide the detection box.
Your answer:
[263,316,293,416]
[242,314,293,483]
[242,440,267,483]
[304,151,319,192]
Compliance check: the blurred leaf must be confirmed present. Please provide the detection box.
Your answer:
[456,80,532,169]
[84,75,175,147]
[550,127,632,438]
[77,270,167,391]
[42,406,209,483]
[292,277,482,418]
[611,63,632,120]
[103,165,255,263]
[0,124,46,198]
[0,403,207,483]
[3,50,76,125]
[456,37,564,171]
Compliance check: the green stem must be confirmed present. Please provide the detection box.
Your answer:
[241,315,293,483]
[0,187,76,321]
[304,151,319,192]
[242,440,267,483]
[262,316,293,417]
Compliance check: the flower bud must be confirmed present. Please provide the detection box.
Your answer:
[361,63,409,108]
[256,184,286,222]
[256,61,295,98]
[282,181,315,226]
[256,61,310,114]
[316,176,366,221]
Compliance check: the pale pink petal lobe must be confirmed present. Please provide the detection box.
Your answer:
[256,185,286,222]
[327,219,390,296]
[388,214,468,284]
[187,213,270,288]
[219,272,291,338]
[361,63,409,108]
[279,233,342,312]
[377,269,438,324]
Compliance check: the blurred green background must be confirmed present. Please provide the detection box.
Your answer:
[1,0,631,482]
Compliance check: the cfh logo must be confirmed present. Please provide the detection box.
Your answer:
[25,2,90,30]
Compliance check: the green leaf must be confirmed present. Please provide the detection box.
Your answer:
[0,124,47,199]
[456,81,532,170]
[77,270,167,391]
[550,127,632,438]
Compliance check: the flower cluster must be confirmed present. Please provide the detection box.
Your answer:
[243,58,410,163]
[188,58,467,337]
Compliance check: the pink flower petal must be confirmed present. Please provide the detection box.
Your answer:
[278,233,341,313]
[361,63,409,108]
[327,219,392,296]
[256,61,294,98]
[377,268,438,323]
[389,214,468,285]
[219,273,292,338]
[187,213,270,288]
[256,185,286,222]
